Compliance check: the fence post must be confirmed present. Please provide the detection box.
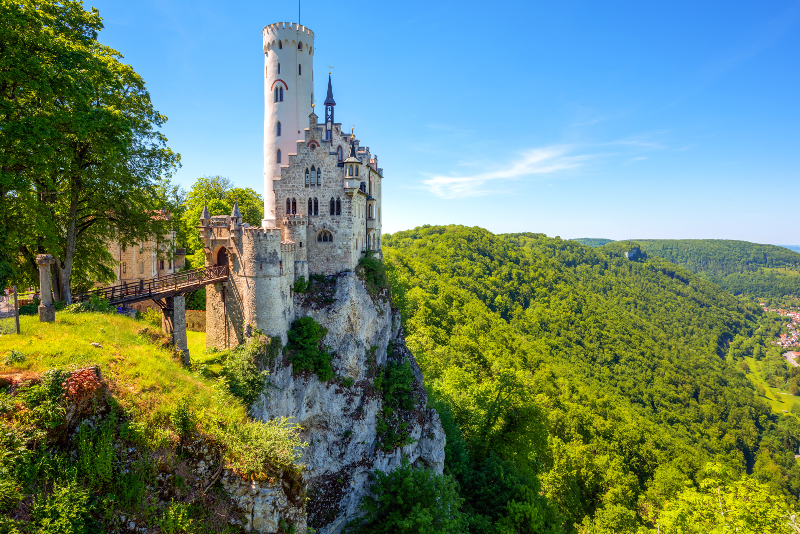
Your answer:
[13,286,20,334]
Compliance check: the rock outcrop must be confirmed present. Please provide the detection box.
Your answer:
[251,272,446,533]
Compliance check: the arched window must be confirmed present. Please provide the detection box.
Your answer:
[308,198,313,214]
[277,121,281,136]
[369,205,373,218]
[355,165,359,176]
[277,62,281,74]
[305,168,310,187]
[265,65,268,77]
[298,64,302,75]
[316,168,322,186]
[274,87,278,102]
[329,198,335,215]
[277,149,281,163]
[336,198,341,216]
[278,40,282,49]
[298,41,303,50]
[279,87,283,101]
[337,146,343,162]
[216,248,229,266]
[310,166,316,186]
[317,230,333,243]
[292,198,296,214]
[349,165,353,176]
[286,198,291,214]
[314,198,318,215]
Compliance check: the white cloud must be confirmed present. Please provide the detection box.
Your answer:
[422,145,594,199]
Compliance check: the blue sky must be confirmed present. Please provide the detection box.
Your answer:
[87,0,800,243]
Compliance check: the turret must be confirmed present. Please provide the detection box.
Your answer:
[324,74,335,141]
[343,132,362,180]
[262,22,316,227]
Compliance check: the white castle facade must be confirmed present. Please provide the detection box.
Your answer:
[198,22,384,349]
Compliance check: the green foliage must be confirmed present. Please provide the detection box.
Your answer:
[375,360,416,451]
[384,225,800,531]
[221,338,271,406]
[287,316,333,381]
[618,239,800,299]
[141,306,162,327]
[170,395,196,440]
[572,238,614,248]
[64,295,114,314]
[30,480,92,534]
[219,416,305,476]
[357,250,389,295]
[158,501,194,534]
[185,285,206,310]
[3,350,25,365]
[293,276,310,293]
[76,412,117,490]
[344,458,468,534]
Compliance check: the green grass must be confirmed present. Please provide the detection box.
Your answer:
[743,356,800,419]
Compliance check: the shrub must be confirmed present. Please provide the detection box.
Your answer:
[21,368,70,429]
[185,286,206,310]
[343,458,467,534]
[64,294,113,314]
[170,395,197,440]
[375,360,416,451]
[3,350,25,366]
[789,381,799,396]
[76,412,117,489]
[221,340,270,405]
[141,307,162,328]
[30,480,92,534]
[357,250,387,294]
[220,416,305,477]
[287,316,333,381]
[293,276,310,293]
[158,502,194,534]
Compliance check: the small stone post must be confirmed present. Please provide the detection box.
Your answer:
[36,254,56,323]
[162,296,189,365]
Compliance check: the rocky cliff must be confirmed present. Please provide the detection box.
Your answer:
[248,272,446,533]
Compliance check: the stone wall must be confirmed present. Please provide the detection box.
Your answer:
[186,310,206,332]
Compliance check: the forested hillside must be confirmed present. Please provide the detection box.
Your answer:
[616,239,800,301]
[384,226,799,533]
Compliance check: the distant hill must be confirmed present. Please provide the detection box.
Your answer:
[778,244,800,253]
[571,237,614,247]
[604,239,800,300]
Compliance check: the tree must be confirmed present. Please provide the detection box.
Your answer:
[180,175,263,258]
[1,0,179,299]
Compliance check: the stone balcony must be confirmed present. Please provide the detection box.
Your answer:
[367,218,377,229]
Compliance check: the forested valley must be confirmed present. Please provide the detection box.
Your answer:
[598,239,800,305]
[382,225,800,533]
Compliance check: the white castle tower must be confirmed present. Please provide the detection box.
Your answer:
[262,22,315,226]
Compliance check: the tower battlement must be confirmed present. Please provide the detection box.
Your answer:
[263,22,314,39]
[282,214,308,227]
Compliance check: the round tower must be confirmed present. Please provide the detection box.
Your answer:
[263,22,315,226]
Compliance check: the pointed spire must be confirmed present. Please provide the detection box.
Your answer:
[231,199,241,219]
[324,74,336,106]
[201,200,210,220]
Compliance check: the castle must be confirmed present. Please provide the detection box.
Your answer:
[198,22,384,349]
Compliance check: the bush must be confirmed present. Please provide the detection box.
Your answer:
[170,395,196,440]
[221,340,270,405]
[30,480,92,534]
[357,250,388,294]
[140,307,162,328]
[3,350,25,366]
[293,276,310,293]
[287,316,333,382]
[343,458,467,534]
[158,501,194,534]
[76,412,117,490]
[220,416,305,477]
[64,295,113,314]
[376,360,416,451]
[185,286,206,310]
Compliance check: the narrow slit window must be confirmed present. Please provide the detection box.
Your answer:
[336,198,341,215]
[338,146,343,162]
[279,41,282,49]
[292,198,296,214]
[330,198,335,215]
[314,198,319,216]
[316,168,322,186]
[277,62,281,74]
[277,121,281,136]
[355,165,359,176]
[310,166,316,186]
[308,198,313,214]
[299,64,302,75]
[279,87,283,101]
[286,198,291,214]
[305,168,310,186]
[277,149,281,163]
[274,87,278,102]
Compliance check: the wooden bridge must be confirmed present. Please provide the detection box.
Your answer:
[72,265,229,365]
[73,265,228,307]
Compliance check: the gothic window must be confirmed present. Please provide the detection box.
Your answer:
[277,121,281,136]
[305,168,310,186]
[336,198,341,216]
[279,87,283,101]
[278,40,282,49]
[314,198,318,216]
[292,198,297,214]
[310,166,316,186]
[330,198,335,216]
[298,64,302,75]
[308,198,312,214]
[349,165,353,176]
[286,198,291,215]
[277,149,281,163]
[316,168,322,186]
[274,87,278,102]
[317,230,333,243]
[338,146,343,162]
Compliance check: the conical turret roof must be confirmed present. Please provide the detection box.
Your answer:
[324,74,336,106]
[201,200,210,220]
[231,199,241,219]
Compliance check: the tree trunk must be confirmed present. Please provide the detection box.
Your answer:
[57,182,80,303]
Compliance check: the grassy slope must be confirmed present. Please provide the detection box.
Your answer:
[1,313,244,437]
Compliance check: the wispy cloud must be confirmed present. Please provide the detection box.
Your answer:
[422,145,595,198]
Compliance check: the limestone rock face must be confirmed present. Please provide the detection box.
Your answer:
[251,272,446,534]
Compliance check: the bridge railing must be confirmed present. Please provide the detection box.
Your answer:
[73,265,229,304]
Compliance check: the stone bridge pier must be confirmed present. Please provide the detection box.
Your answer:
[161,295,189,365]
